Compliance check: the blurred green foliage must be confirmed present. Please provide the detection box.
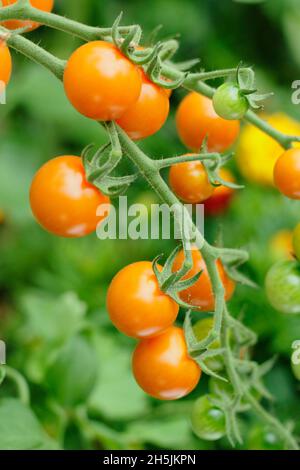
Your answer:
[0,0,300,450]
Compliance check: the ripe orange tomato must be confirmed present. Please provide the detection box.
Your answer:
[132,326,201,400]
[274,148,300,199]
[204,168,236,216]
[63,41,142,121]
[1,0,54,32]
[107,261,179,339]
[116,69,169,140]
[172,247,235,310]
[176,92,240,152]
[30,156,110,237]
[0,41,12,85]
[169,154,214,203]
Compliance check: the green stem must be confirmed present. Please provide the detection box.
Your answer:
[156,152,220,170]
[0,1,136,41]
[0,8,298,450]
[4,366,30,406]
[185,67,249,83]
[0,26,65,80]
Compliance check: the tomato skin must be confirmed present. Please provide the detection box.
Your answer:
[172,248,235,310]
[1,0,54,32]
[30,156,110,238]
[0,41,12,85]
[116,70,169,140]
[265,260,300,314]
[247,426,284,450]
[176,92,240,152]
[293,223,300,261]
[191,395,226,441]
[213,82,249,120]
[274,148,300,199]
[204,168,235,216]
[107,261,179,339]
[169,154,214,203]
[237,113,300,187]
[63,41,142,121]
[132,326,201,400]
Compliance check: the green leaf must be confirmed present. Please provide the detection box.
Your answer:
[0,398,59,450]
[46,336,98,407]
[127,417,202,449]
[20,291,86,344]
[88,331,149,421]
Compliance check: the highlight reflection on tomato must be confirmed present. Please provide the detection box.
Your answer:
[107,261,179,339]
[64,41,142,121]
[30,155,110,238]
[132,326,201,400]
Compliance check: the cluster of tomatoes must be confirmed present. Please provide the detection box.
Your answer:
[106,249,235,400]
[1,1,299,406]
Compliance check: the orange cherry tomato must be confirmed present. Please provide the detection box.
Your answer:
[172,247,235,310]
[204,168,236,216]
[107,261,179,339]
[0,41,12,85]
[176,92,240,152]
[116,69,169,140]
[274,148,300,199]
[132,326,201,400]
[1,0,54,32]
[63,41,142,121]
[30,155,110,237]
[169,154,214,203]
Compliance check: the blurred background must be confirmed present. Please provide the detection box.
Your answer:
[0,0,300,450]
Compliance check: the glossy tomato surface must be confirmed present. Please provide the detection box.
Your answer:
[176,92,240,152]
[274,148,300,199]
[213,82,248,120]
[63,41,142,121]
[116,69,169,140]
[132,326,201,400]
[172,248,235,310]
[107,261,179,339]
[169,155,214,203]
[0,41,12,85]
[1,0,54,32]
[30,155,110,237]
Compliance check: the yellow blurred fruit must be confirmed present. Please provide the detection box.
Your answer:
[0,209,4,225]
[269,230,294,262]
[237,113,300,186]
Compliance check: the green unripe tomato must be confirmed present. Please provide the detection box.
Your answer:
[193,317,224,372]
[265,260,300,314]
[293,223,300,261]
[191,395,226,441]
[213,82,249,120]
[46,336,98,407]
[247,426,284,450]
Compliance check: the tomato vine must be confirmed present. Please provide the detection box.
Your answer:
[0,0,299,450]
